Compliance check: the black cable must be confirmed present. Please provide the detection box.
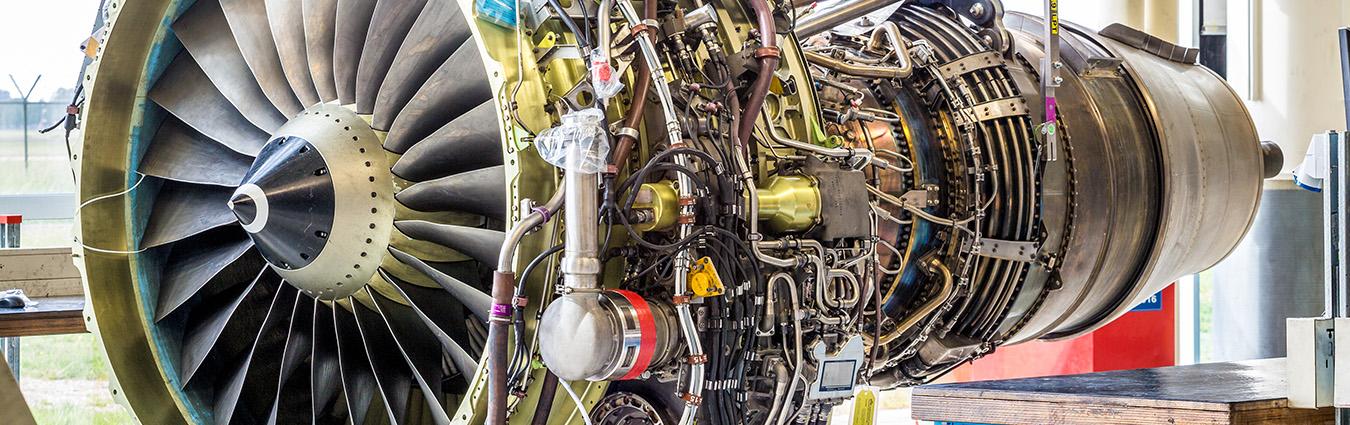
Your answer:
[546,0,592,48]
[507,244,566,390]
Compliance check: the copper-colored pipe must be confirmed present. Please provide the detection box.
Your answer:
[736,0,780,145]
[486,271,516,425]
[530,371,561,425]
[611,0,658,168]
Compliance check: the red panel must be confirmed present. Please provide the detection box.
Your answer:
[947,283,1177,382]
[1092,284,1176,371]
[0,215,20,224]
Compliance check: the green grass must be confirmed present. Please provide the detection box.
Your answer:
[30,401,135,425]
[21,334,110,381]
[18,334,136,423]
[0,130,77,196]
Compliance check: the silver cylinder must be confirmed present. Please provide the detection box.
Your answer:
[538,290,680,381]
[562,170,601,289]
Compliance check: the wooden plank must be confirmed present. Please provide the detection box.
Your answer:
[911,394,1231,424]
[0,248,82,297]
[0,296,87,337]
[911,359,1332,425]
[1231,406,1335,425]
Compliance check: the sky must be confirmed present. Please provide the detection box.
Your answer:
[0,0,102,101]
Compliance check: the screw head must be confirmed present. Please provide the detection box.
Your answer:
[968,3,986,18]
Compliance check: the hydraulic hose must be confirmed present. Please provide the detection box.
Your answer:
[736,0,781,145]
[487,189,566,425]
[611,0,656,168]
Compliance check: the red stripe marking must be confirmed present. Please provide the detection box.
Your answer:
[612,289,657,380]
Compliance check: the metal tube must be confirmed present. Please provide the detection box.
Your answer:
[562,171,600,289]
[761,109,888,169]
[863,257,953,347]
[794,0,897,38]
[488,188,565,425]
[615,5,703,423]
[736,0,780,145]
[804,51,911,79]
[498,188,566,272]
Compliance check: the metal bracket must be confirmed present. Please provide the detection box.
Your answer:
[969,238,1039,262]
[966,97,1029,122]
[1081,56,1124,78]
[900,184,940,208]
[937,51,1005,80]
[534,44,584,66]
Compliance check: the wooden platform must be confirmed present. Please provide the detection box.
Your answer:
[0,248,86,337]
[911,358,1334,425]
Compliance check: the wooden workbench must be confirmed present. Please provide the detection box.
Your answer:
[0,248,86,337]
[911,358,1333,425]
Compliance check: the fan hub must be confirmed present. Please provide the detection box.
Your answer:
[232,104,396,300]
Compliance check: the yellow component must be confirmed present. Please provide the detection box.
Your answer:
[756,175,821,233]
[631,181,680,232]
[851,389,876,425]
[688,257,725,298]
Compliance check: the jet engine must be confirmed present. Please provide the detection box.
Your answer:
[72,0,1276,423]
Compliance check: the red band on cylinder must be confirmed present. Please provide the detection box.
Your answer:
[612,289,657,380]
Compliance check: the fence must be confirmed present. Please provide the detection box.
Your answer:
[0,102,67,131]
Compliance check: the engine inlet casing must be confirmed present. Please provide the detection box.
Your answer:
[538,290,681,381]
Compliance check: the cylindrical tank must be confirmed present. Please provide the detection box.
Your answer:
[1211,179,1324,361]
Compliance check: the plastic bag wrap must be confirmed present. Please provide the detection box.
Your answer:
[536,108,611,173]
[590,50,624,101]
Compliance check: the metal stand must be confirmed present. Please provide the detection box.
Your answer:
[1332,26,1350,425]
[1,218,21,385]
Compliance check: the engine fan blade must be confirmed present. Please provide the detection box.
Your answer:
[367,289,451,425]
[266,0,324,108]
[312,301,345,423]
[392,222,503,266]
[148,52,271,156]
[213,283,299,424]
[379,270,480,377]
[381,42,491,149]
[395,166,506,220]
[353,299,415,424]
[354,0,429,114]
[390,100,502,182]
[139,117,253,187]
[302,0,340,101]
[154,229,262,322]
[179,267,281,385]
[268,295,315,425]
[370,0,470,129]
[333,0,379,105]
[335,305,381,425]
[386,247,491,323]
[172,0,287,131]
[218,0,308,114]
[140,180,237,249]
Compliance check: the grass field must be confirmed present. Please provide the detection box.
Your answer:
[20,334,135,424]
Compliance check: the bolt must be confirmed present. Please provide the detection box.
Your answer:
[1053,61,1064,69]
[968,3,986,19]
[859,17,873,27]
[1054,76,1064,85]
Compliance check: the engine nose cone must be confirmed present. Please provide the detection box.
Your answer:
[235,104,396,300]
[227,193,257,225]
